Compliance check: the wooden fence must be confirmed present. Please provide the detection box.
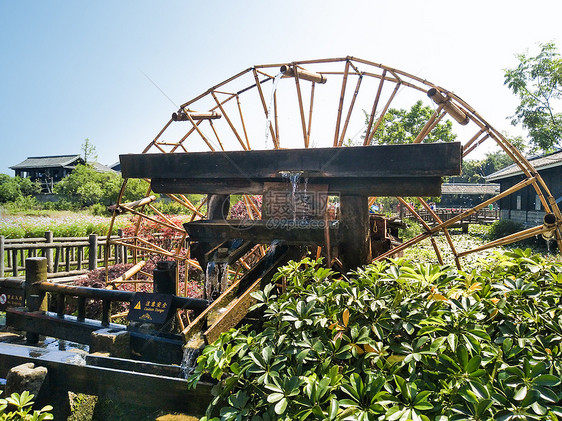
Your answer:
[413,208,500,225]
[0,230,130,279]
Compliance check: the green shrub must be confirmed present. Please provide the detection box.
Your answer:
[399,217,424,240]
[488,219,525,240]
[189,251,562,420]
[0,390,53,420]
[2,196,41,213]
[89,203,110,216]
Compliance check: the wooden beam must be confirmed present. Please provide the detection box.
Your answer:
[121,142,462,180]
[151,176,445,196]
[184,220,338,245]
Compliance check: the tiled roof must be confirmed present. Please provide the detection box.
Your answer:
[441,183,500,195]
[486,150,562,181]
[10,155,82,170]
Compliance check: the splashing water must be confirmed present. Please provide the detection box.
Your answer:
[205,261,229,301]
[181,335,205,378]
[281,171,303,221]
[265,71,285,149]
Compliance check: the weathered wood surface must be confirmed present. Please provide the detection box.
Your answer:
[0,342,213,414]
[120,142,462,181]
[184,220,339,245]
[6,309,185,364]
[151,175,445,196]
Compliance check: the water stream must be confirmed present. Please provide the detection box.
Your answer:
[205,261,228,301]
[280,171,303,221]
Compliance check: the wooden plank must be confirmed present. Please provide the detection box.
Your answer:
[181,244,293,342]
[151,176,444,196]
[184,220,339,245]
[0,342,212,415]
[204,246,301,343]
[6,309,184,364]
[339,195,370,271]
[121,142,462,180]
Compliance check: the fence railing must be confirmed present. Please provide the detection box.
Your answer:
[413,208,500,225]
[0,230,131,278]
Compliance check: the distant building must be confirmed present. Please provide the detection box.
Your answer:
[439,183,500,209]
[10,155,117,193]
[487,150,562,227]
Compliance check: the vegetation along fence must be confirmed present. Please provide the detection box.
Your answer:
[0,230,130,278]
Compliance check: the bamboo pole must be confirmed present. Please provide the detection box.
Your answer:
[457,225,550,258]
[463,134,490,157]
[417,198,461,269]
[119,196,157,210]
[184,110,216,151]
[292,67,309,148]
[373,231,433,261]
[167,194,206,218]
[120,206,186,233]
[363,69,386,145]
[274,90,280,148]
[170,120,203,153]
[365,82,401,146]
[306,82,315,146]
[412,104,445,144]
[142,119,173,153]
[280,65,327,84]
[397,198,444,265]
[211,91,248,151]
[428,88,469,125]
[430,176,538,234]
[208,120,225,151]
[172,111,221,121]
[462,128,486,154]
[107,261,146,288]
[338,74,363,147]
[236,95,251,151]
[252,69,278,148]
[333,60,350,146]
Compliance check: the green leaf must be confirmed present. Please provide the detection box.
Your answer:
[514,385,528,401]
[274,397,288,415]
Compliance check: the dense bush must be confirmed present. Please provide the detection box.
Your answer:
[54,164,151,207]
[0,174,41,203]
[189,250,562,420]
[488,219,525,241]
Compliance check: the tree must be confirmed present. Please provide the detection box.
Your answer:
[81,138,98,163]
[366,100,457,145]
[0,174,41,203]
[504,42,562,152]
[54,164,152,207]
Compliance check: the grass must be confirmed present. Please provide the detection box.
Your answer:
[0,210,130,238]
[402,223,560,268]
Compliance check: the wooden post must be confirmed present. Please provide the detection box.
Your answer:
[0,235,4,278]
[88,234,98,270]
[118,229,126,264]
[12,249,18,277]
[45,231,53,273]
[339,195,371,272]
[25,257,48,344]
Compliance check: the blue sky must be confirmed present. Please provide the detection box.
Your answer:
[1,0,561,174]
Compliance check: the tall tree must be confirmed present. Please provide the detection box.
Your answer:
[366,100,457,145]
[81,138,98,163]
[504,42,562,152]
